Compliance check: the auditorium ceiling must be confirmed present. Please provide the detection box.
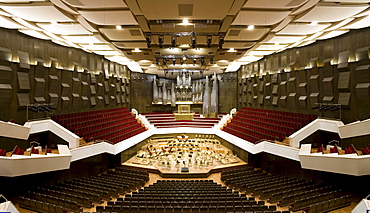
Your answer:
[0,0,370,78]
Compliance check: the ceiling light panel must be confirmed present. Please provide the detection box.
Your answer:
[232,10,291,26]
[295,3,369,22]
[78,10,137,25]
[36,23,92,35]
[248,50,276,56]
[322,0,370,2]
[243,0,308,9]
[317,30,349,40]
[0,16,26,29]
[277,23,331,35]
[0,5,74,22]
[0,0,46,2]
[19,30,51,40]
[225,27,270,41]
[62,35,107,43]
[255,44,288,51]
[136,0,235,20]
[265,35,306,44]
[80,44,115,51]
[222,41,256,49]
[342,15,370,29]
[93,50,121,56]
[324,18,354,31]
[61,0,127,8]
[113,42,148,49]
[99,28,144,41]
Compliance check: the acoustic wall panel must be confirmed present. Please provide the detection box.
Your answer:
[272,85,278,94]
[61,96,70,110]
[0,84,12,105]
[338,92,350,106]
[355,65,370,83]
[34,77,46,102]
[90,74,97,84]
[0,64,13,105]
[279,81,287,96]
[338,71,350,91]
[49,93,58,106]
[104,94,110,105]
[90,96,96,106]
[288,93,297,108]
[298,96,307,109]
[309,75,319,92]
[97,96,104,107]
[17,93,30,107]
[298,83,307,95]
[72,93,80,108]
[265,96,271,106]
[272,96,278,106]
[104,81,110,93]
[258,95,264,105]
[322,77,334,102]
[355,83,370,102]
[310,93,319,108]
[17,72,30,91]
[288,77,296,92]
[279,96,287,108]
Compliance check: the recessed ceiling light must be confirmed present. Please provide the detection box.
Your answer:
[227,48,236,52]
[116,25,122,29]
[179,19,193,26]
[132,48,141,52]
[247,25,254,30]
[309,21,318,25]
[179,44,190,48]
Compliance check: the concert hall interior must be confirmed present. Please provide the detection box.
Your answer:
[1,0,370,213]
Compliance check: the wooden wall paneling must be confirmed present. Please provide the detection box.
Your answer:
[288,71,297,109]
[279,72,287,108]
[33,65,46,103]
[60,70,71,111]
[89,73,97,107]
[298,69,308,109]
[115,78,122,105]
[308,67,320,108]
[109,77,117,107]
[71,70,81,110]
[355,64,370,103]
[0,60,13,107]
[218,73,237,113]
[80,72,90,109]
[258,75,264,106]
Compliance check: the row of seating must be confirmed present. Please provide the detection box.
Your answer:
[221,166,352,212]
[17,167,149,213]
[222,107,316,143]
[52,107,146,144]
[143,112,221,128]
[95,179,281,213]
[94,204,281,213]
[307,194,352,213]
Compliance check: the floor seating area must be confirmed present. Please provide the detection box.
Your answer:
[221,166,352,213]
[16,167,149,213]
[94,179,284,213]
[142,112,221,128]
[52,108,146,144]
[222,107,316,143]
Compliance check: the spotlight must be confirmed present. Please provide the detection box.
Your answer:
[219,36,224,49]
[206,35,212,48]
[146,35,151,48]
[158,34,164,48]
[172,58,176,66]
[200,58,205,66]
[191,35,197,48]
[193,58,197,65]
[171,36,177,47]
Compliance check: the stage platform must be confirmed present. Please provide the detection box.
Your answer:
[122,136,247,178]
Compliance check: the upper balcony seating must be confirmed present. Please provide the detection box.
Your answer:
[52,107,146,144]
[311,144,365,155]
[222,107,316,144]
[142,112,221,128]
